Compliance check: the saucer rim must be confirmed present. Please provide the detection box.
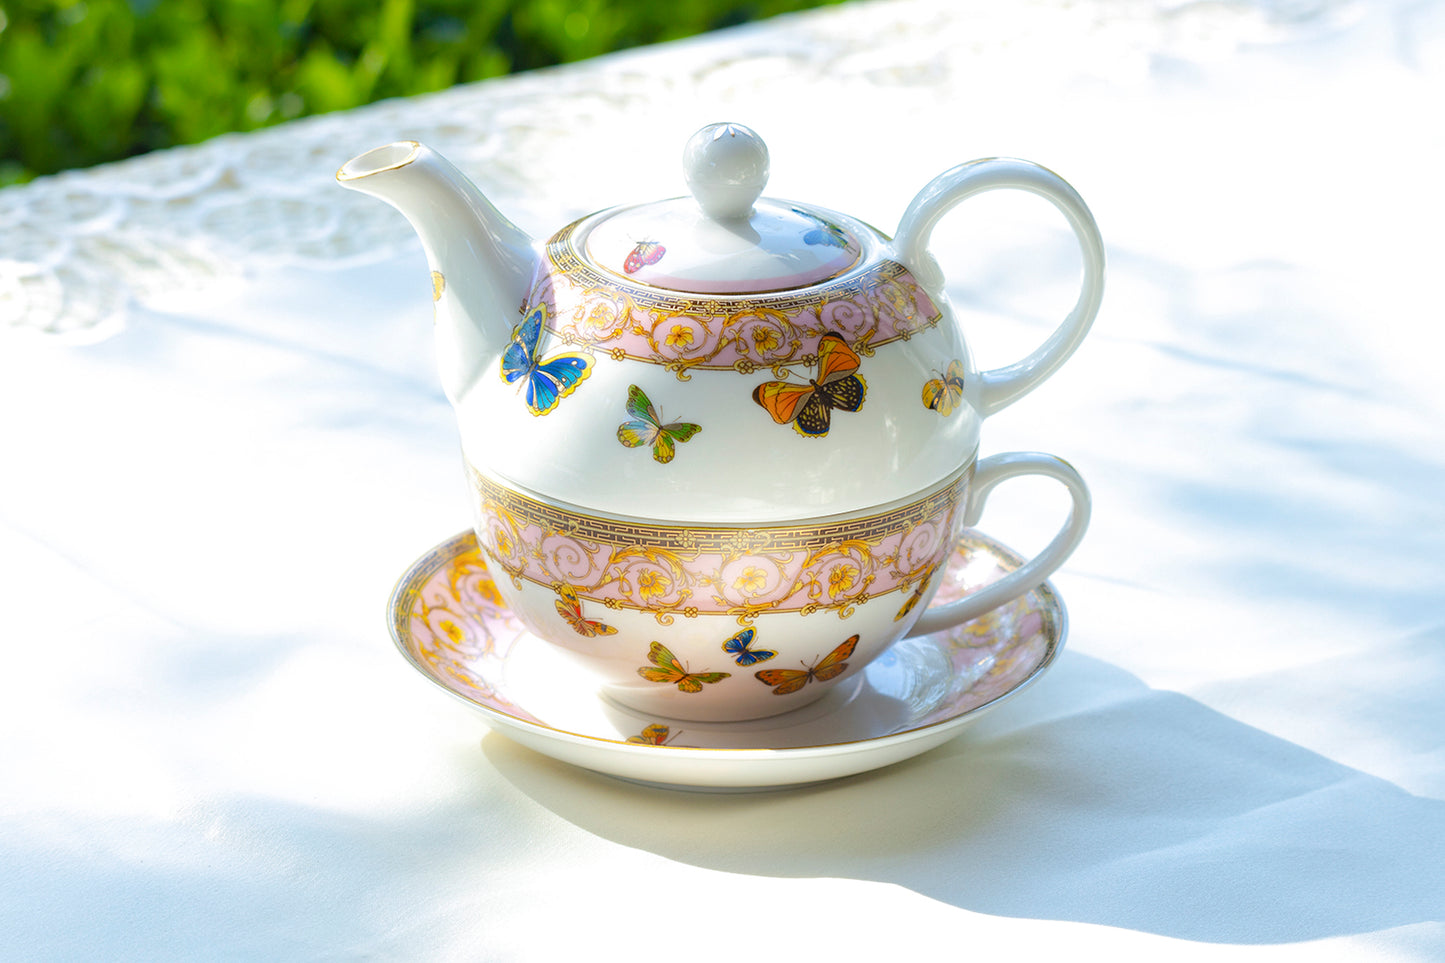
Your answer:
[387,528,1067,761]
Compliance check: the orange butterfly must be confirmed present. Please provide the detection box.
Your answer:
[922,359,966,416]
[752,333,867,437]
[754,635,859,695]
[625,723,678,746]
[637,641,730,693]
[555,584,617,638]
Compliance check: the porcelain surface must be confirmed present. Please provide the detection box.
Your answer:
[389,528,1066,790]
[340,123,1098,707]
[337,123,1104,522]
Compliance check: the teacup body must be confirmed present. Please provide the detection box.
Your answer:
[470,464,970,722]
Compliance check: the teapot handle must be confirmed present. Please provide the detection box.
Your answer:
[891,159,1105,417]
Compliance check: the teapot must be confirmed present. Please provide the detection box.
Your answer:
[339,123,1101,722]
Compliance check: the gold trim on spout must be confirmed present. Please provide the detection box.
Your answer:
[336,141,422,182]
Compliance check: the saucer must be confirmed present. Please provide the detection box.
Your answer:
[388,528,1066,791]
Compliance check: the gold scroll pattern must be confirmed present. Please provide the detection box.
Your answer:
[471,468,969,625]
[526,223,944,381]
[393,536,532,716]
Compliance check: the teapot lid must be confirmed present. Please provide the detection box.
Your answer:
[579,124,863,294]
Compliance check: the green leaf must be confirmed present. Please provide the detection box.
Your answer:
[0,0,856,180]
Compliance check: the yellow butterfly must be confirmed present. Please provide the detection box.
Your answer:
[893,564,940,622]
[637,641,730,693]
[755,635,859,695]
[555,584,617,637]
[625,724,678,746]
[922,360,966,416]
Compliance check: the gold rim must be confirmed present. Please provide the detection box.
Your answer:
[336,141,421,182]
[471,462,970,549]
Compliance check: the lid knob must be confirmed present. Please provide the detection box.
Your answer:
[683,123,769,222]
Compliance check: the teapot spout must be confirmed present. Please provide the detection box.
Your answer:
[337,141,537,404]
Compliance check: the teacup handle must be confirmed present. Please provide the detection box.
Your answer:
[891,159,1105,417]
[906,452,1090,637]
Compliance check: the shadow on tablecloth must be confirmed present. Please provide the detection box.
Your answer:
[485,649,1445,945]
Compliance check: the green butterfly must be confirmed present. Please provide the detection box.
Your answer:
[637,642,730,693]
[616,384,701,464]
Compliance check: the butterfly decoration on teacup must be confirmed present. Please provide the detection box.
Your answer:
[721,627,776,666]
[554,584,617,637]
[625,723,679,746]
[922,360,966,416]
[500,303,593,416]
[752,333,867,437]
[637,642,731,693]
[755,634,859,695]
[893,563,939,622]
[617,384,701,464]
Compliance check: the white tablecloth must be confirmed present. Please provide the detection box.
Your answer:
[3,1,1443,959]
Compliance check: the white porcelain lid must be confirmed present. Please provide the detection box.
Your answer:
[581,123,862,293]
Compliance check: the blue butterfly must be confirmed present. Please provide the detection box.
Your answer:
[722,628,776,666]
[500,303,593,416]
[803,222,848,248]
[793,208,849,249]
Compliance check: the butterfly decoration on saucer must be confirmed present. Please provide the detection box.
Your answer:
[340,122,1102,731]
[390,529,1065,791]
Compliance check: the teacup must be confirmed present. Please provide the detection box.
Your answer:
[470,450,1088,722]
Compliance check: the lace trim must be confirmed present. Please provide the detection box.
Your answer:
[0,0,1353,341]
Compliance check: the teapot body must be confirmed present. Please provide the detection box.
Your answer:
[454,205,981,523]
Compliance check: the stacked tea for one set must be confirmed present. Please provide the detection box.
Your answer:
[345,123,1102,789]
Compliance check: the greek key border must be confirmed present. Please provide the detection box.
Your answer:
[470,465,971,554]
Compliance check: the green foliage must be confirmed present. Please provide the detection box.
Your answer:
[0,0,845,185]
